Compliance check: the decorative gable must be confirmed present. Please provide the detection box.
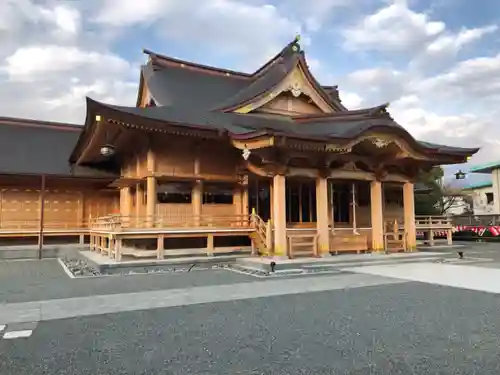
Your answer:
[256,91,323,115]
[233,64,335,114]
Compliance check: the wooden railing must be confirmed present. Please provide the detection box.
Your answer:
[250,212,272,254]
[452,214,500,226]
[89,214,253,231]
[415,216,452,229]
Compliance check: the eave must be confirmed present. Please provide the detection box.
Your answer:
[77,98,479,165]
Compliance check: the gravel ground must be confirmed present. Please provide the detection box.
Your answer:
[0,259,256,303]
[2,281,500,374]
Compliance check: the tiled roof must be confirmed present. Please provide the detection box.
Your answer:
[89,98,478,156]
[0,117,117,177]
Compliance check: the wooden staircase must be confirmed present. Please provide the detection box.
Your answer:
[250,213,272,256]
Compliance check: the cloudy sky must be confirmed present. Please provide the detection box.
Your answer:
[1,0,499,184]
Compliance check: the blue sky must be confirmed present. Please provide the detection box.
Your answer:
[1,0,500,186]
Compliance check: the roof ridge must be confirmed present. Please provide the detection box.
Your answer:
[212,53,300,112]
[0,116,82,131]
[144,49,251,78]
[251,36,301,78]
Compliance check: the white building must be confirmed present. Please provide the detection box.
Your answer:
[462,181,494,215]
[469,161,500,215]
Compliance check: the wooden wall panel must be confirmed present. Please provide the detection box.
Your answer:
[0,189,39,225]
[44,191,81,226]
[156,203,193,218]
[0,188,96,228]
[198,144,239,176]
[83,191,119,222]
[201,204,236,216]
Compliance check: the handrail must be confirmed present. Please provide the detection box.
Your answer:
[250,211,272,253]
[415,216,452,228]
[89,214,253,231]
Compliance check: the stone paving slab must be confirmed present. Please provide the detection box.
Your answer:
[3,281,500,374]
[0,259,256,304]
[0,273,405,325]
[344,262,500,294]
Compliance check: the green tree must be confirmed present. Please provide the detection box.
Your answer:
[415,166,468,215]
[414,166,444,215]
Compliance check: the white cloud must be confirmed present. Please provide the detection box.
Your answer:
[339,91,363,109]
[343,2,445,53]
[426,25,497,55]
[2,45,130,81]
[0,1,137,124]
[95,0,303,66]
[43,5,81,36]
[0,1,81,39]
[96,0,169,26]
[418,52,500,101]
[342,0,497,65]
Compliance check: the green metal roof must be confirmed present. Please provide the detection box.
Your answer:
[469,161,500,174]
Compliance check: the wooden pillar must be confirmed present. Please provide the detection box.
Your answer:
[241,176,249,226]
[272,174,287,257]
[108,237,114,258]
[38,174,46,260]
[146,176,156,227]
[403,181,417,251]
[115,237,122,261]
[120,187,132,217]
[192,182,202,226]
[242,176,249,216]
[135,183,142,225]
[316,177,330,256]
[370,180,384,252]
[207,234,214,256]
[157,234,164,259]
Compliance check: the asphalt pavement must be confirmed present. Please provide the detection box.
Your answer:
[2,280,500,374]
[1,243,500,374]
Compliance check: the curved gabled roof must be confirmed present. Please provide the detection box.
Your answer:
[141,37,346,113]
[80,97,479,160]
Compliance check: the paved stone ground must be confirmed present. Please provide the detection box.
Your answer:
[1,242,500,374]
[2,281,500,374]
[0,259,256,303]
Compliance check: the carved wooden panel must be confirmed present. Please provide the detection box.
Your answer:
[260,92,323,115]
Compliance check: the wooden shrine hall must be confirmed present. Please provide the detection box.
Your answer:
[0,36,478,260]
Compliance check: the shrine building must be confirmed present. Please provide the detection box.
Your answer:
[0,37,478,259]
